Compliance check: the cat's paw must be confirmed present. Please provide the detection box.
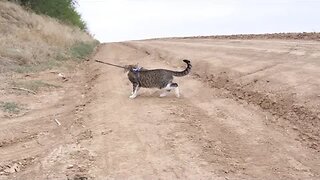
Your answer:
[159,92,167,97]
[129,94,137,99]
[174,88,180,98]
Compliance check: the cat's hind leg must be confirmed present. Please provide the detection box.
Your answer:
[160,89,170,97]
[160,83,172,97]
[171,83,180,98]
[160,83,180,98]
[129,83,139,99]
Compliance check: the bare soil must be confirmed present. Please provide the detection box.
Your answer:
[1,38,320,179]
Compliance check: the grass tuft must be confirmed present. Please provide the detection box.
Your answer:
[0,101,21,114]
[70,41,99,60]
[12,80,61,92]
[14,59,63,73]
[0,1,98,73]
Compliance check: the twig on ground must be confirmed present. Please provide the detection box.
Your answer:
[54,119,61,126]
[36,139,44,146]
[11,87,36,94]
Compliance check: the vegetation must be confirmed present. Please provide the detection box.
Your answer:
[12,40,99,73]
[14,59,63,73]
[0,101,21,114]
[71,41,99,60]
[13,0,87,30]
[1,1,98,74]
[12,80,61,92]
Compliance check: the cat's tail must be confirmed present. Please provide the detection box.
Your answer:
[172,59,192,77]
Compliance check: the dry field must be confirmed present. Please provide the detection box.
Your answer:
[1,36,320,179]
[0,2,97,179]
[0,2,320,179]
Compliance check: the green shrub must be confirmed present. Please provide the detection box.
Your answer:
[71,41,98,60]
[18,0,87,30]
[0,101,21,114]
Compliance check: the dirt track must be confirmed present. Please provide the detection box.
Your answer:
[1,39,320,179]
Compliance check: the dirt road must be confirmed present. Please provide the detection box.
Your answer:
[1,39,320,179]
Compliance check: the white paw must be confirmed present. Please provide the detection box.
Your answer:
[174,88,180,98]
[159,93,167,97]
[129,94,137,99]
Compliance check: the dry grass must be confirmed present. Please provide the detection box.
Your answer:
[12,80,61,92]
[0,1,98,73]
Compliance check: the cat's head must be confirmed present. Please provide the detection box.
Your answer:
[124,64,143,73]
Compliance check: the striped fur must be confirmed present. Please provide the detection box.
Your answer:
[127,60,192,98]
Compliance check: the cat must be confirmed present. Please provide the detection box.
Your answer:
[126,59,192,99]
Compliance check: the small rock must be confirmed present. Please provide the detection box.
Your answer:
[73,175,88,180]
[58,73,65,77]
[101,129,113,135]
[4,163,20,174]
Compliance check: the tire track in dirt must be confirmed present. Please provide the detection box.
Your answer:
[125,40,320,151]
[167,76,319,179]
[195,72,320,151]
[0,62,100,179]
[77,42,320,179]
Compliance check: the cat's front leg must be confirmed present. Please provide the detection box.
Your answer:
[129,83,139,99]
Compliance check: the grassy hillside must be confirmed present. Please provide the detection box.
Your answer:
[0,1,98,73]
[15,0,87,30]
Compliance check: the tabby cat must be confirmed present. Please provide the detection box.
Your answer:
[126,60,192,99]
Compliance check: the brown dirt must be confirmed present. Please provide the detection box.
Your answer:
[1,38,320,179]
[155,32,320,41]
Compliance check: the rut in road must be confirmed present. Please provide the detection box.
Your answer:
[77,42,320,179]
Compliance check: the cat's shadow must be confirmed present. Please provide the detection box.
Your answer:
[135,91,182,99]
